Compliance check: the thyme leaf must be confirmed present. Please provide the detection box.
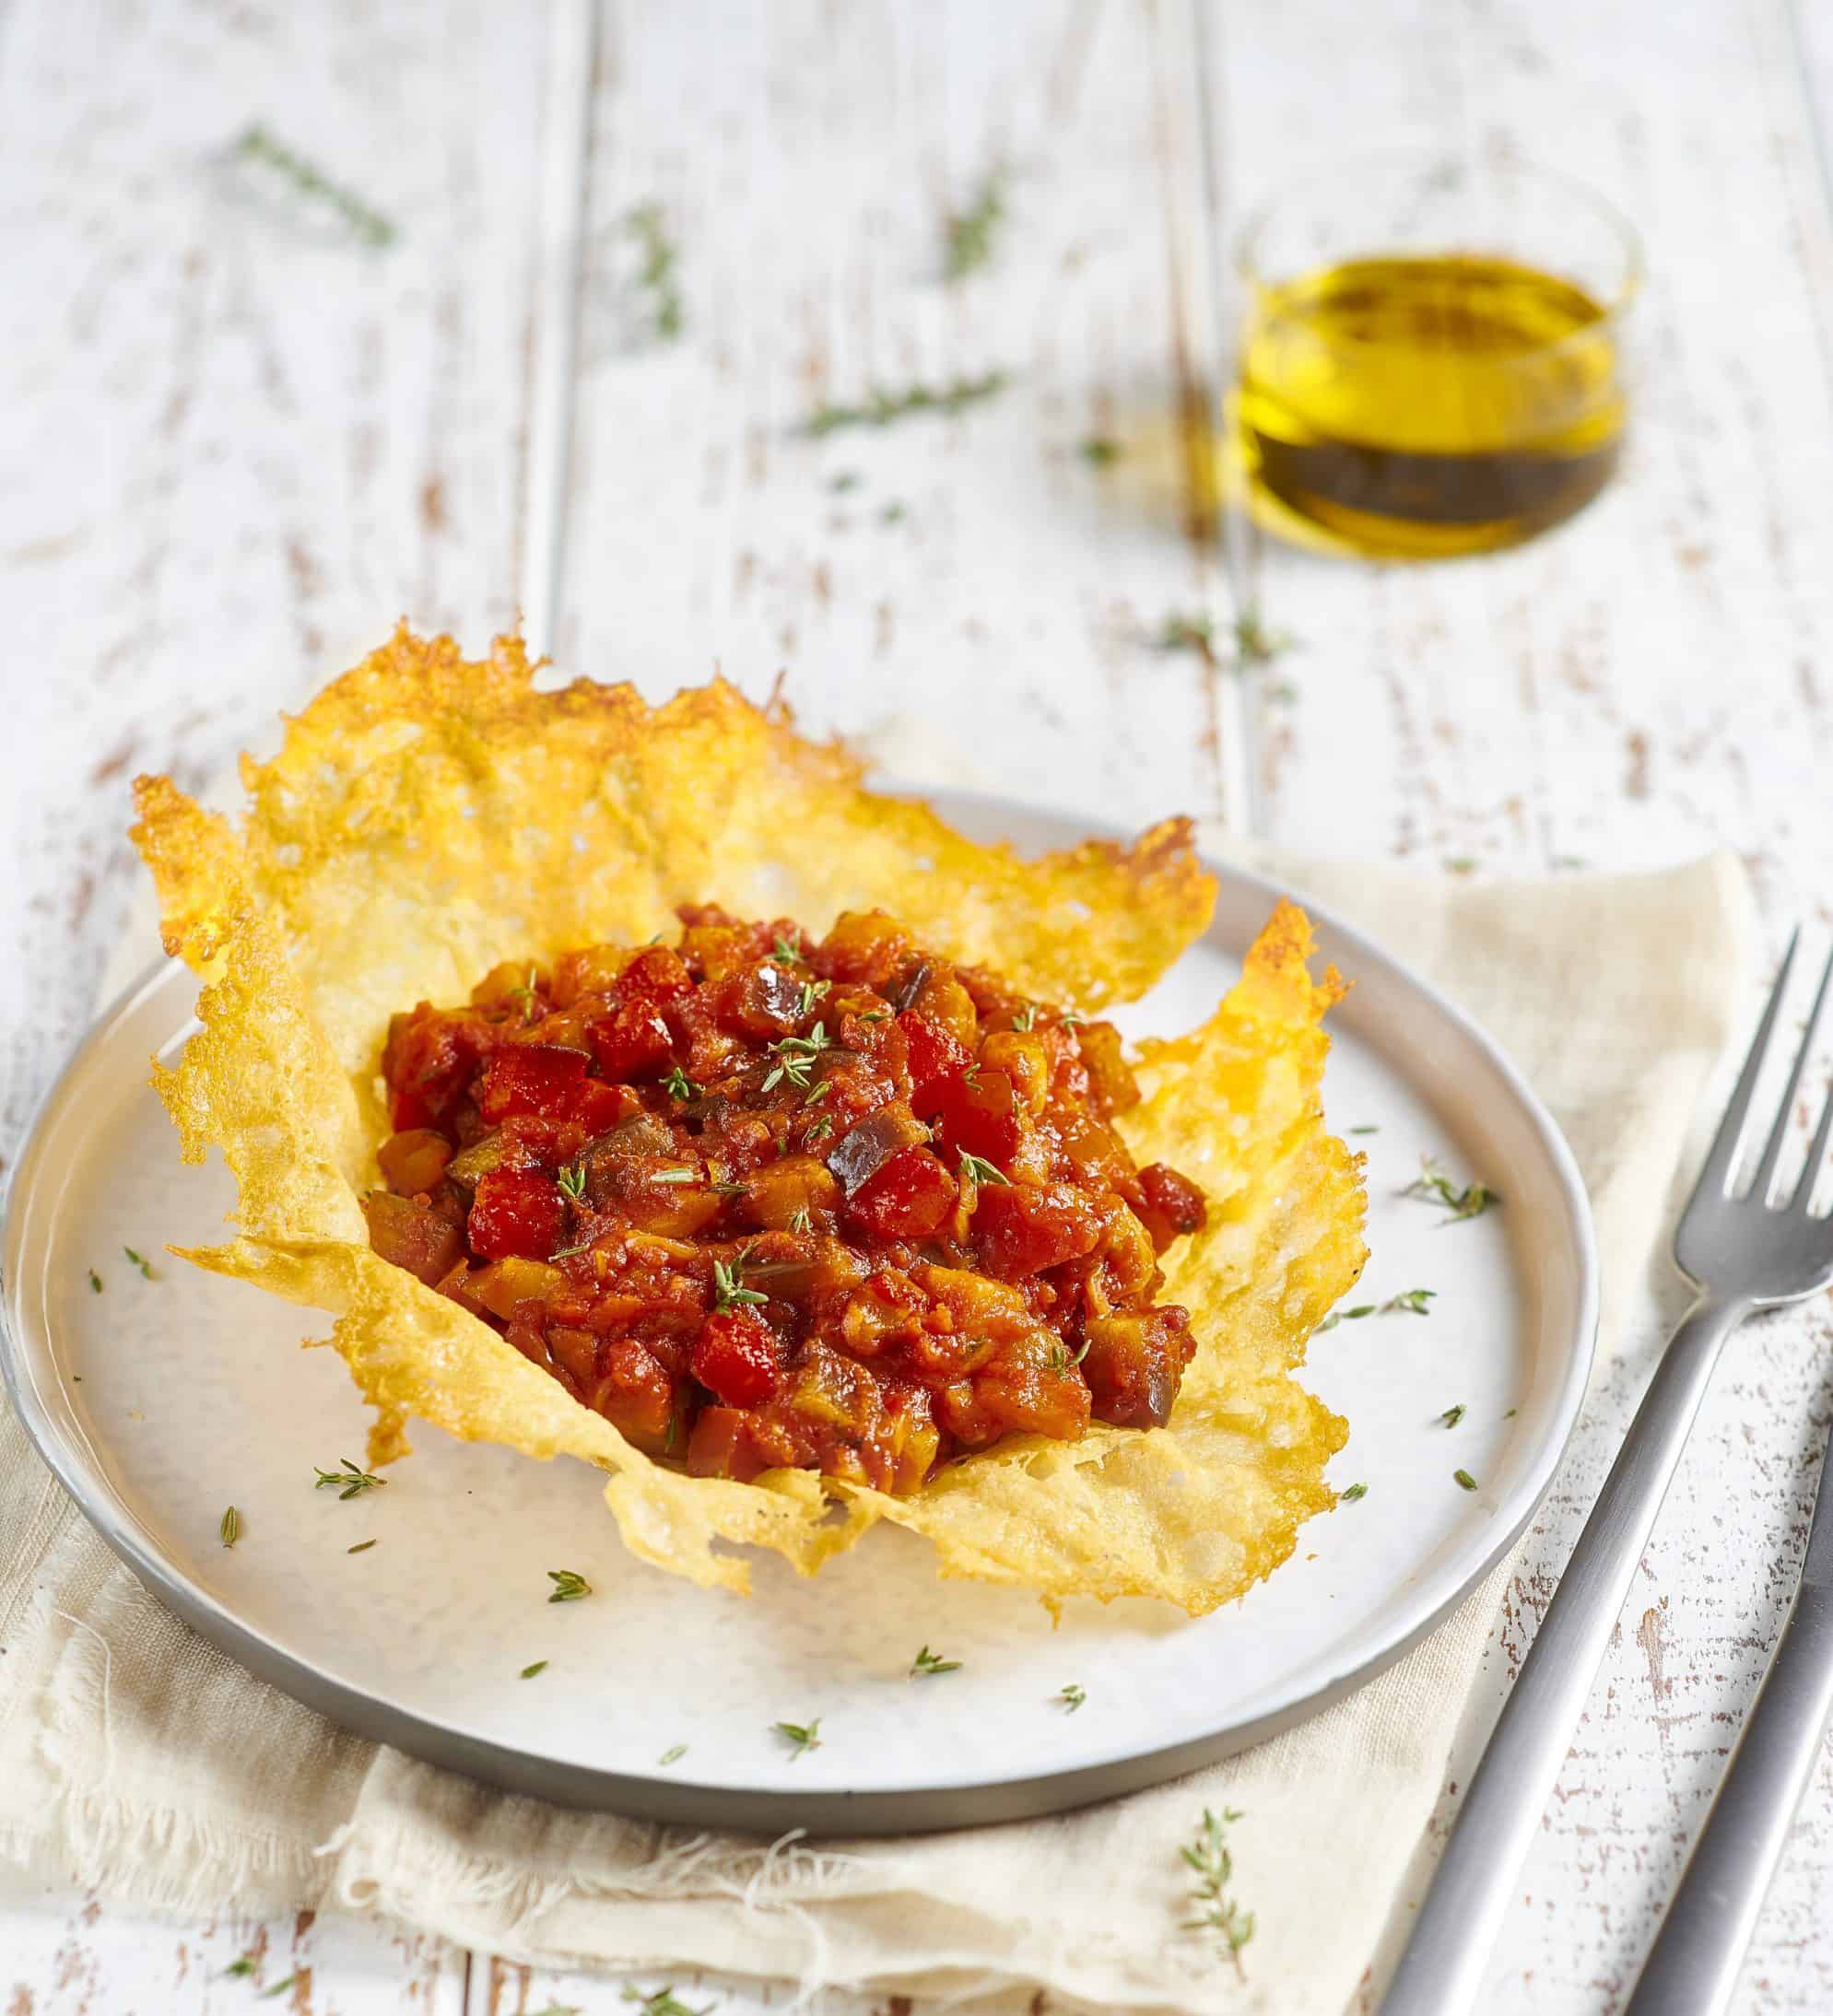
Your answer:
[1454,1469,1480,1492]
[803,370,1009,438]
[347,1538,377,1553]
[231,123,397,248]
[1439,1403,1466,1429]
[622,1987,713,2016]
[314,1458,385,1500]
[712,1250,768,1310]
[1340,1482,1369,1502]
[1078,436,1122,467]
[558,1160,589,1202]
[123,1246,155,1279]
[1181,1806,1255,1975]
[1318,1286,1437,1330]
[1403,1155,1501,1222]
[219,1506,241,1549]
[775,1717,822,1758]
[658,1742,688,1766]
[626,202,684,342]
[546,1568,592,1603]
[88,1269,102,1294]
[958,1150,1010,1188]
[1058,1682,1087,1711]
[911,1645,961,1677]
[520,1660,548,1680]
[663,1064,699,1102]
[945,169,1006,281]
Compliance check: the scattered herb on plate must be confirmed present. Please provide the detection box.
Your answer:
[88,1269,102,1294]
[1403,1155,1500,1222]
[1078,436,1122,467]
[219,1506,241,1549]
[659,1742,687,1766]
[546,1568,591,1603]
[911,1645,961,1678]
[776,1717,822,1758]
[1454,1469,1479,1493]
[521,1660,549,1680]
[314,1458,385,1500]
[1439,1404,1466,1430]
[123,1246,155,1279]
[1340,1482,1368,1502]
[1058,1682,1087,1712]
[347,1538,377,1554]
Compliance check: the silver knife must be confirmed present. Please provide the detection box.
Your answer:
[1623,1433,1833,2014]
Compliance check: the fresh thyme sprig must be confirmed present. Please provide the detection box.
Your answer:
[797,979,831,1018]
[775,1717,822,1758]
[123,1246,155,1280]
[622,1987,713,2016]
[546,1568,592,1603]
[663,1064,699,1102]
[314,1458,385,1500]
[1403,1155,1500,1222]
[1011,1003,1037,1030]
[803,371,1009,437]
[787,1206,813,1235]
[945,170,1006,282]
[769,934,805,966]
[558,1160,589,1202]
[958,1150,1010,1188]
[1058,1682,1087,1711]
[626,202,684,342]
[1156,608,1298,678]
[761,1022,831,1092]
[651,1166,699,1186]
[504,967,541,1023]
[230,123,397,248]
[1181,1807,1255,1976]
[1318,1287,1436,1331]
[911,1645,961,1677]
[713,1249,768,1311]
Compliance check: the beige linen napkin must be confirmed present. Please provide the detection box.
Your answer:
[0,846,1753,2015]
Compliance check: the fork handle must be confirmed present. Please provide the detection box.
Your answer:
[1624,1583,1833,2013]
[1381,1294,1749,2016]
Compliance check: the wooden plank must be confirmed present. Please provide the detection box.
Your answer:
[557,0,1238,837]
[0,1867,466,2014]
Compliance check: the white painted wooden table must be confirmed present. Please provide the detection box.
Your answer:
[5,0,1833,2009]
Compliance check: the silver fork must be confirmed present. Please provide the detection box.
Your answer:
[1383,932,1833,2016]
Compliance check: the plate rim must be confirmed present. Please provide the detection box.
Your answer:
[1,823,1599,1835]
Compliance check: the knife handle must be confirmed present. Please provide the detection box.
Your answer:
[1625,1581,1833,2015]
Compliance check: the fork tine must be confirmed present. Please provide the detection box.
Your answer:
[1697,928,1800,1198]
[1791,1072,1833,1213]
[1749,941,1833,1203]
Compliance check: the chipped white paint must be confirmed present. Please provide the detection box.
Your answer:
[5,0,1833,2011]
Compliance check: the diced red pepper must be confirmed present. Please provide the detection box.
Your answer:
[584,948,696,1080]
[931,1066,1022,1166]
[479,1042,590,1122]
[898,1009,972,1115]
[1136,1161,1208,1253]
[690,1307,783,1408]
[971,1182,1101,1280]
[847,1144,957,1240]
[467,1166,567,1260]
[383,1006,497,1130]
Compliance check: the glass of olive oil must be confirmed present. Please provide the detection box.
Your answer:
[1235,155,1641,558]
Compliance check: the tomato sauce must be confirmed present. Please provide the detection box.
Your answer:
[366,907,1208,1494]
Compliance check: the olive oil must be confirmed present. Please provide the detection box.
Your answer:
[1238,253,1625,557]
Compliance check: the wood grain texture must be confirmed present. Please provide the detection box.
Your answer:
[5,0,1833,2010]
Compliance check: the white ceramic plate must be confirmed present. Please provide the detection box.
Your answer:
[1,797,1597,1834]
